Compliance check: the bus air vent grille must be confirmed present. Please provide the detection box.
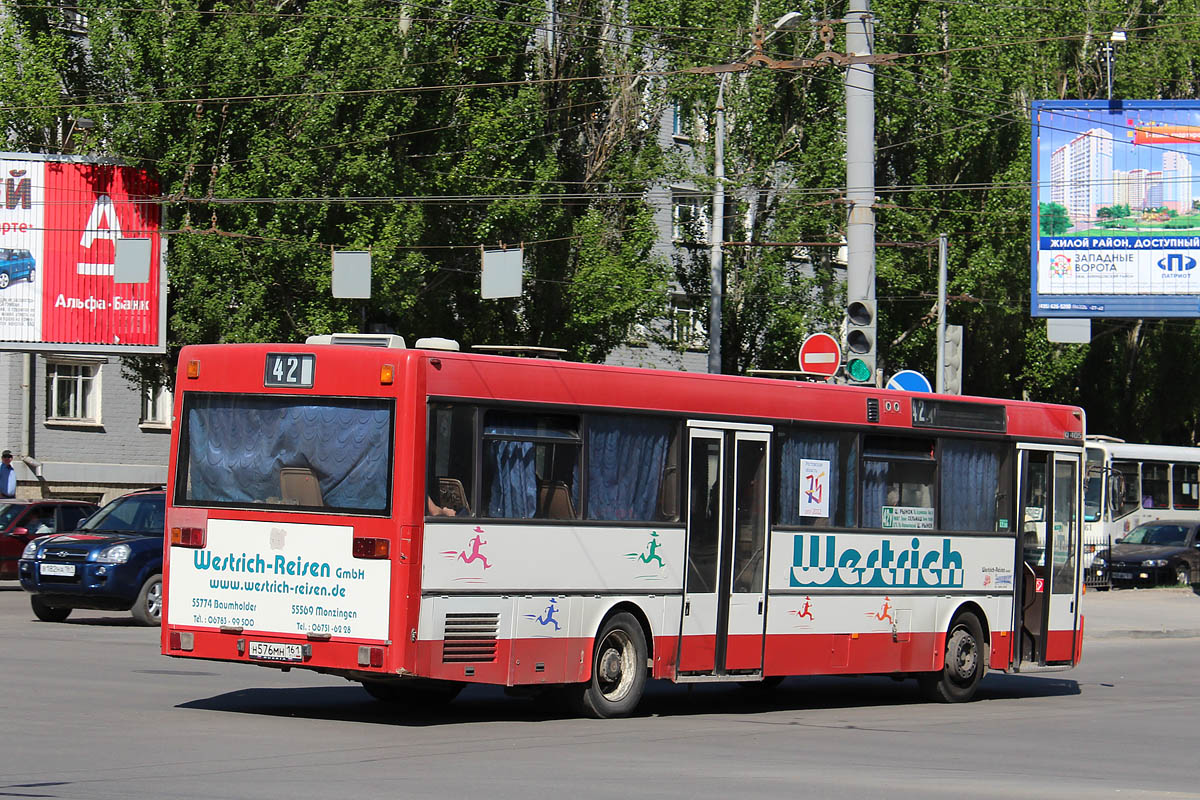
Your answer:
[442,612,500,663]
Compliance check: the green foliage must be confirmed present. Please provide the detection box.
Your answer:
[0,0,671,375]
[1040,203,1071,235]
[8,0,1200,441]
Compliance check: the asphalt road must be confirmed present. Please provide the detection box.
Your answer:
[2,583,1199,800]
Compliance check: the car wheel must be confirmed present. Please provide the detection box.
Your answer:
[918,611,986,703]
[26,267,34,283]
[31,595,71,623]
[0,271,10,289]
[1176,564,1192,586]
[132,574,163,626]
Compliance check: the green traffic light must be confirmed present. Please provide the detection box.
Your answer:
[847,358,873,383]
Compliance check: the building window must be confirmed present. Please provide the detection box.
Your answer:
[671,102,690,140]
[672,191,708,242]
[671,304,706,349]
[47,361,100,422]
[141,383,172,426]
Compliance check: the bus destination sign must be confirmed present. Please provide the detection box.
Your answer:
[264,353,315,388]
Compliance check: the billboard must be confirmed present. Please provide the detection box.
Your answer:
[0,153,166,352]
[1032,100,1200,318]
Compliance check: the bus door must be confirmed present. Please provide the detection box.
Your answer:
[677,423,771,678]
[1016,446,1082,667]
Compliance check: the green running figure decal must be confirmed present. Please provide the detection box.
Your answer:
[625,530,665,568]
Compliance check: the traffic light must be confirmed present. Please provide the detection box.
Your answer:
[844,299,876,384]
[943,324,963,395]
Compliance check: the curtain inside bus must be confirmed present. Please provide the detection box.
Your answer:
[484,440,538,517]
[940,440,1005,531]
[585,416,672,521]
[183,395,391,512]
[776,431,853,527]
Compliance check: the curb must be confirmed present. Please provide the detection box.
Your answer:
[1085,628,1200,640]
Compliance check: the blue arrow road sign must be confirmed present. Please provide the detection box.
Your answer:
[886,369,933,393]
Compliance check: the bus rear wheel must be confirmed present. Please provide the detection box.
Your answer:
[918,612,985,703]
[567,612,647,718]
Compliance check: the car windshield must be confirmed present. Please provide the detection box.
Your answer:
[78,494,164,536]
[1123,524,1190,546]
[0,503,26,527]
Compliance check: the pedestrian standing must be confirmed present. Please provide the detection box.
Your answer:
[0,450,16,498]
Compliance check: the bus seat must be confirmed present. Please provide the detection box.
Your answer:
[280,467,323,506]
[438,477,471,515]
[537,480,576,519]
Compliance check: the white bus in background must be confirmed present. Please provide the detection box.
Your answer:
[1084,437,1200,570]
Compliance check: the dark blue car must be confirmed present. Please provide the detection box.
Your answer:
[19,490,165,625]
[0,247,35,289]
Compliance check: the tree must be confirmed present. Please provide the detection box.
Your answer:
[1039,203,1072,236]
[0,0,673,370]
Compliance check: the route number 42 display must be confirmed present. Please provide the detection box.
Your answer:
[264,353,315,388]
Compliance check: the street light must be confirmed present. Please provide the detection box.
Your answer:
[707,12,803,374]
[1103,29,1126,100]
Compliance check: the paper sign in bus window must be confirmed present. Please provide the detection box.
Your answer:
[799,459,830,518]
[881,505,936,530]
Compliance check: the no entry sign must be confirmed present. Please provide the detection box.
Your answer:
[798,333,841,377]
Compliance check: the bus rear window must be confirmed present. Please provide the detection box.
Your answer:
[176,393,393,514]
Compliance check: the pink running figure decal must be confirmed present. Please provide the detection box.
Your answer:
[441,526,493,570]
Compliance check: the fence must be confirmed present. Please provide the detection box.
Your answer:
[1082,533,1112,590]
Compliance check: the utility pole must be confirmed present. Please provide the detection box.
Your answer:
[691,13,892,376]
[844,0,877,384]
[936,233,947,393]
[708,74,728,375]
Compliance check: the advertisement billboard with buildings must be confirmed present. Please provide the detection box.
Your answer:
[1032,100,1200,318]
[0,153,165,352]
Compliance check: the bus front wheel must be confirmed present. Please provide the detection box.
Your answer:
[567,612,647,718]
[918,611,985,703]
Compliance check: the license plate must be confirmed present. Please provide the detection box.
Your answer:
[1112,572,1133,580]
[248,641,304,662]
[40,563,75,577]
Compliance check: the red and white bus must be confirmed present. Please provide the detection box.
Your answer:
[161,335,1085,717]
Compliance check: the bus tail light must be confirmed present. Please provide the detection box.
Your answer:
[171,526,207,548]
[358,646,384,667]
[353,537,389,559]
[380,364,394,384]
[170,631,195,651]
[186,359,201,379]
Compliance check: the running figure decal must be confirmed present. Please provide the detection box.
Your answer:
[788,596,816,627]
[441,526,493,582]
[625,530,667,579]
[524,598,562,632]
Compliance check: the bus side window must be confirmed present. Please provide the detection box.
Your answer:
[861,436,936,530]
[773,428,856,528]
[940,439,1011,532]
[481,410,580,519]
[1142,461,1170,509]
[584,414,678,523]
[1173,464,1199,510]
[427,404,476,517]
